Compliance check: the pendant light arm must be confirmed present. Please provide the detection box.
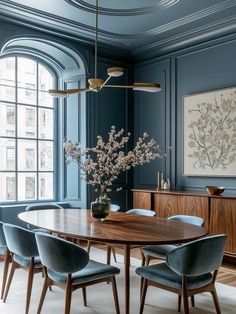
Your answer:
[95,0,98,79]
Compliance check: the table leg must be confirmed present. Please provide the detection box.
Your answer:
[124,245,131,314]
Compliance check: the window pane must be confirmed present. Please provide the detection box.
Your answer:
[39,91,53,107]
[0,57,15,86]
[39,108,53,139]
[18,173,36,201]
[0,85,15,102]
[17,87,36,105]
[0,173,15,201]
[0,102,15,136]
[18,140,36,171]
[17,58,36,89]
[0,138,15,170]
[38,64,53,91]
[17,105,36,138]
[39,172,53,199]
[39,141,53,171]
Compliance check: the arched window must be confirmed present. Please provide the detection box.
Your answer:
[0,56,56,202]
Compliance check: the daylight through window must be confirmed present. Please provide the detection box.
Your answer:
[0,56,55,202]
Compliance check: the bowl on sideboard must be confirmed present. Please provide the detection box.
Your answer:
[205,186,224,195]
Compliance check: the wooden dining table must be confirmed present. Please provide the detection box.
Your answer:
[18,208,208,314]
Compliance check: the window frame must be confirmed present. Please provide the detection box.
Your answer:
[0,54,59,205]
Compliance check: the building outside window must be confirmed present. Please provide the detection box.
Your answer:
[0,56,55,202]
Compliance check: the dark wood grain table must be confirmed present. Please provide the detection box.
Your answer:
[18,208,208,314]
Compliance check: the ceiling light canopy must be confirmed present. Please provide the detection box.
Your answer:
[49,0,161,97]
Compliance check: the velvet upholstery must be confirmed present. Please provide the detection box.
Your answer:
[2,223,43,314]
[25,203,63,233]
[35,232,121,314]
[25,203,63,211]
[166,234,226,276]
[3,224,39,258]
[136,262,213,290]
[136,235,226,314]
[0,221,10,300]
[126,209,156,217]
[0,221,7,247]
[142,214,204,261]
[35,232,89,274]
[111,204,120,212]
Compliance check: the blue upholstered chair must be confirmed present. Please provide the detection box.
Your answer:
[136,234,226,314]
[126,208,156,217]
[111,204,120,212]
[3,223,42,314]
[35,232,120,314]
[141,215,204,265]
[0,221,10,299]
[25,203,63,232]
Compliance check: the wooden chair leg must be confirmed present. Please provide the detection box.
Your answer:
[65,275,72,314]
[1,250,10,299]
[112,247,117,263]
[3,260,16,302]
[178,295,181,312]
[211,287,222,314]
[145,255,151,266]
[86,241,91,254]
[25,259,35,314]
[82,287,87,306]
[111,276,120,314]
[139,278,148,314]
[182,276,189,314]
[191,295,195,307]
[37,268,49,314]
[106,245,111,265]
[141,251,145,266]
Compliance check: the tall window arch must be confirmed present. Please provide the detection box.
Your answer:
[0,55,56,202]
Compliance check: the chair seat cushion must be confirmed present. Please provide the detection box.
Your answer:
[14,254,42,268]
[142,245,176,260]
[0,246,7,255]
[48,259,120,285]
[136,263,213,290]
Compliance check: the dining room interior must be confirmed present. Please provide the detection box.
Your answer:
[0,0,236,313]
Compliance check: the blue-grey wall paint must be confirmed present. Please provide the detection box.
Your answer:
[133,33,236,193]
[0,19,132,221]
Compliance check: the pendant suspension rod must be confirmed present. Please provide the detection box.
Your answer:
[95,0,98,79]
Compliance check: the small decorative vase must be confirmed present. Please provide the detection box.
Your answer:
[91,194,111,221]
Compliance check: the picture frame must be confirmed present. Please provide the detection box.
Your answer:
[183,86,236,176]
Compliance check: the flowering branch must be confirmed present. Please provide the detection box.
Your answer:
[64,126,162,197]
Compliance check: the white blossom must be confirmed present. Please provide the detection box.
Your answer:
[64,126,162,197]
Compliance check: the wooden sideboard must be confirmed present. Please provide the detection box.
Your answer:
[132,189,236,262]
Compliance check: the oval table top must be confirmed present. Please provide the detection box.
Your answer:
[18,208,208,245]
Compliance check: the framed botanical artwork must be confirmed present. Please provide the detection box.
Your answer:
[183,86,236,176]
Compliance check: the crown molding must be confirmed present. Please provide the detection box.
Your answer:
[133,15,236,61]
[65,0,180,16]
[0,0,236,62]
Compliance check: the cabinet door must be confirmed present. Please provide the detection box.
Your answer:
[210,198,236,254]
[180,196,209,228]
[133,192,151,209]
[153,194,179,218]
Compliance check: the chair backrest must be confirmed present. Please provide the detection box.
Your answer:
[35,232,89,274]
[25,203,63,212]
[111,204,120,212]
[126,209,156,217]
[0,221,7,247]
[3,223,39,258]
[168,215,204,227]
[166,234,226,276]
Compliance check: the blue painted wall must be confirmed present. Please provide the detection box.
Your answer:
[133,33,236,193]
